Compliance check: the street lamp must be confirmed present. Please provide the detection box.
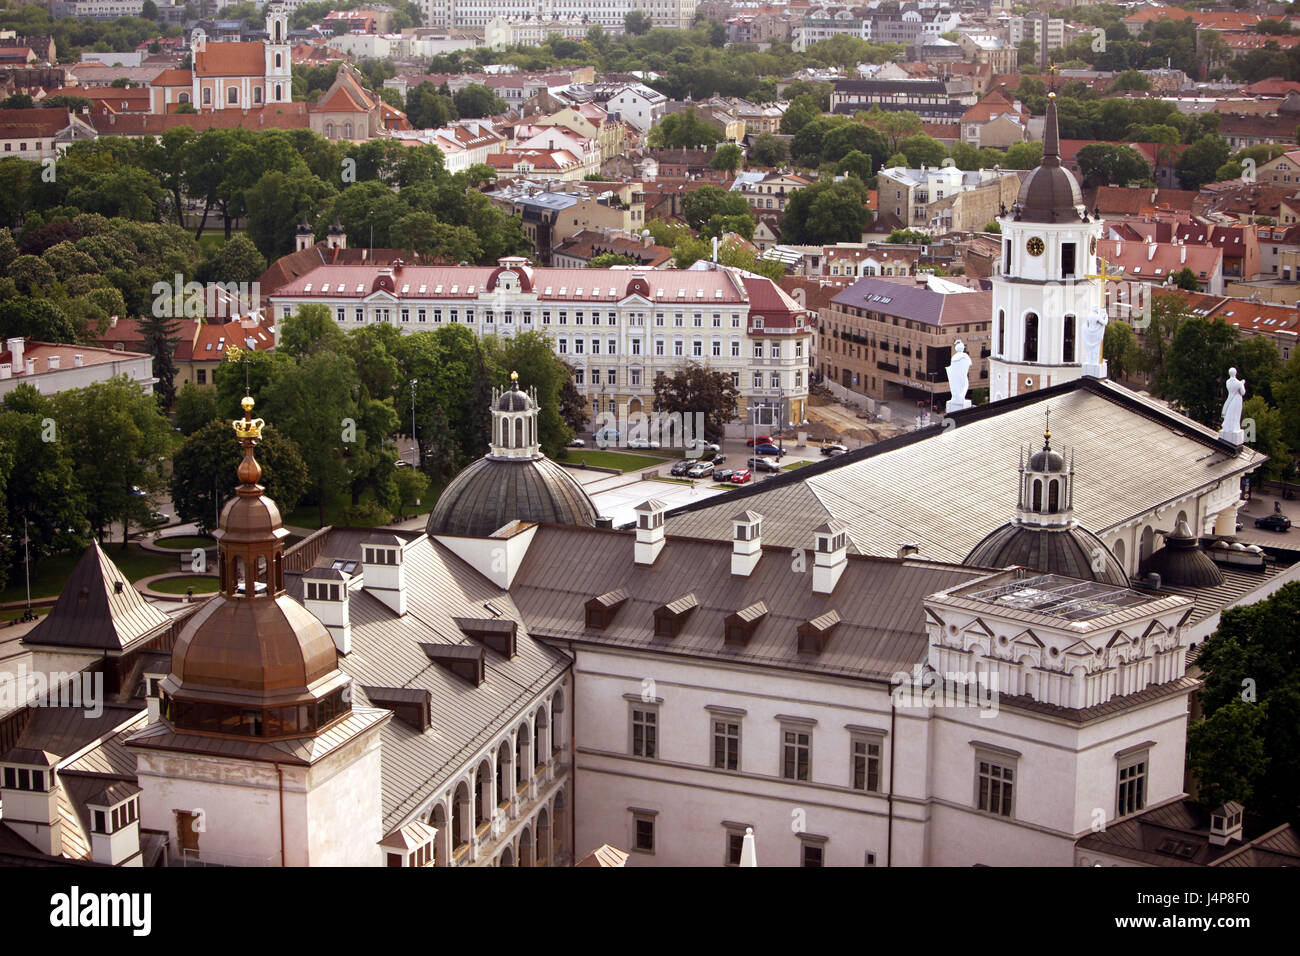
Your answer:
[409,379,418,466]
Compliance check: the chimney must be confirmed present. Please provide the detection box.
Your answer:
[361,535,406,617]
[110,315,118,328]
[731,511,763,576]
[1180,246,1186,264]
[73,353,83,368]
[0,364,9,380]
[897,543,919,559]
[634,499,667,565]
[47,355,59,370]
[812,521,848,595]
[25,358,35,376]
[1208,802,1244,847]
[304,568,352,653]
[86,783,142,867]
[0,751,62,857]
[1148,244,1156,262]
[6,337,23,370]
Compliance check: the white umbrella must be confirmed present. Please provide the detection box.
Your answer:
[739,827,757,867]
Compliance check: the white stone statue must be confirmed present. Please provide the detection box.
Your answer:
[1220,367,1246,443]
[1081,306,1109,370]
[945,339,972,412]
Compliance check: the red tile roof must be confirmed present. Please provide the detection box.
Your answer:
[0,340,148,376]
[149,68,193,87]
[1097,238,1222,282]
[0,107,73,139]
[195,41,267,78]
[87,102,310,135]
[1239,78,1300,97]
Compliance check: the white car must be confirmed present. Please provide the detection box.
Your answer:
[567,438,586,447]
[627,438,661,449]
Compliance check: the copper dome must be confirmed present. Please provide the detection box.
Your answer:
[167,595,343,707]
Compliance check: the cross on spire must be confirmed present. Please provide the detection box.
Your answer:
[1086,256,1122,288]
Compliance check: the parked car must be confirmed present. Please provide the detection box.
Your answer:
[593,428,619,447]
[729,468,752,484]
[753,443,783,457]
[710,453,727,465]
[1254,513,1292,532]
[686,462,714,479]
[145,511,169,526]
[130,485,148,498]
[567,437,585,447]
[748,456,780,473]
[745,435,774,447]
[670,460,693,476]
[826,447,846,457]
[628,438,661,450]
[686,439,721,455]
[713,468,734,482]
[820,442,848,456]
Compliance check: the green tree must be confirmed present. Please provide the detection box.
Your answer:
[202,232,267,286]
[1103,320,1142,380]
[174,382,223,436]
[278,303,347,360]
[404,81,457,129]
[898,134,947,169]
[624,10,652,35]
[1189,582,1300,824]
[710,143,744,173]
[748,132,789,167]
[1163,316,1240,425]
[1177,134,1231,190]
[51,376,174,546]
[1170,266,1200,291]
[650,107,722,149]
[137,310,183,409]
[1004,141,1043,170]
[859,107,923,152]
[452,84,506,118]
[1232,335,1283,405]
[781,178,869,245]
[681,184,751,229]
[588,253,636,267]
[778,95,823,138]
[1241,395,1291,481]
[652,364,739,442]
[171,420,309,535]
[1271,351,1300,454]
[1075,143,1153,188]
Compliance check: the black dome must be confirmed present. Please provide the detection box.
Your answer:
[1139,520,1224,588]
[1028,447,1065,472]
[496,388,534,412]
[426,455,599,537]
[965,522,1129,587]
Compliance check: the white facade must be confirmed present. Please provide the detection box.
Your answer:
[602,85,666,134]
[989,216,1105,402]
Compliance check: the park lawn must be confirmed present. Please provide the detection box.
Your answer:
[152,535,217,550]
[710,483,738,491]
[150,575,220,595]
[0,606,51,621]
[0,543,178,604]
[782,460,813,471]
[650,476,694,485]
[559,450,669,473]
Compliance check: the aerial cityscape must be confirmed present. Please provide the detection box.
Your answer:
[0,0,1295,902]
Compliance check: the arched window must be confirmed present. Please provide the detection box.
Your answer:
[227,86,238,105]
[1113,538,1126,571]
[325,122,334,138]
[274,83,282,101]
[1140,526,1155,563]
[344,122,353,139]
[1063,314,1076,363]
[1048,479,1059,512]
[1032,479,1042,512]
[997,310,1005,356]
[515,417,523,447]
[179,91,190,104]
[1023,312,1039,362]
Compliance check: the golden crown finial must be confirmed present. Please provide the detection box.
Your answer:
[233,394,264,441]
[510,370,519,385]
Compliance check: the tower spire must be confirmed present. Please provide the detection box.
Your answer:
[1042,91,1061,167]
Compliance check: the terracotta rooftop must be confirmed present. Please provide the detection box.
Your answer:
[195,41,266,78]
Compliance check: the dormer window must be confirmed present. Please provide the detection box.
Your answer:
[363,546,397,565]
[816,531,846,553]
[306,581,342,601]
[2,767,45,791]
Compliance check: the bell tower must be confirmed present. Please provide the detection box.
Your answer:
[989,91,1106,401]
[264,1,291,104]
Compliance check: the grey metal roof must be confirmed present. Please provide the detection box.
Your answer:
[22,541,172,652]
[427,454,599,538]
[509,525,987,683]
[283,528,571,832]
[665,378,1262,564]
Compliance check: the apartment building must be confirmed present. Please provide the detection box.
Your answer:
[877,164,1021,233]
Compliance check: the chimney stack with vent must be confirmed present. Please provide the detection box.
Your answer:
[73,353,83,368]
[0,751,62,857]
[731,511,763,576]
[25,358,35,376]
[1208,802,1244,847]
[303,568,352,654]
[6,337,23,370]
[47,355,59,370]
[812,521,849,594]
[362,535,406,616]
[634,499,667,565]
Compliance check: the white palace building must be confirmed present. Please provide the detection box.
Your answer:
[269,258,814,427]
[2,98,1297,867]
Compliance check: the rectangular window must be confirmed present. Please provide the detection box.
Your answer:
[418,308,427,323]
[196,369,207,385]
[725,829,745,866]
[1117,753,1147,817]
[559,311,568,325]
[336,307,345,323]
[542,310,551,325]
[631,368,642,386]
[752,372,762,388]
[770,343,781,359]
[1061,242,1076,278]
[731,371,740,389]
[782,729,811,781]
[977,757,1015,817]
[354,307,363,323]
[851,736,882,792]
[2,767,13,789]
[400,308,410,324]
[754,343,763,359]
[558,338,568,355]
[713,719,740,770]
[655,340,665,356]
[732,340,741,358]
[712,340,722,357]
[674,340,684,357]
[607,368,617,385]
[692,340,703,357]
[632,339,642,356]
[575,340,585,355]
[801,840,824,867]
[631,707,657,758]
[633,814,655,853]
